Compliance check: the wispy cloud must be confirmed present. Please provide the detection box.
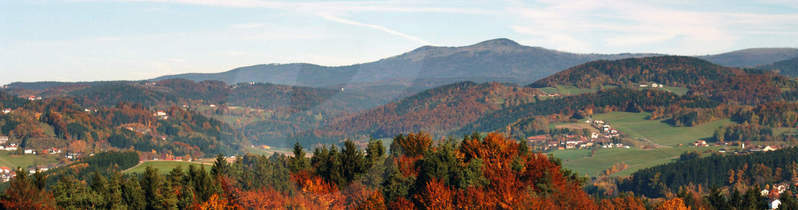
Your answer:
[115,0,496,14]
[230,23,264,29]
[114,0,446,45]
[506,0,798,54]
[318,13,431,45]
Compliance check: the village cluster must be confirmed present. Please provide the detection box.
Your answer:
[526,119,628,151]
[0,135,81,182]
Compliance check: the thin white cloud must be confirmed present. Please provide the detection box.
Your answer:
[230,23,265,29]
[111,0,496,15]
[505,0,798,54]
[318,13,431,45]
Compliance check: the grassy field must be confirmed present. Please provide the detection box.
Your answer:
[123,161,209,174]
[548,111,736,177]
[0,151,59,169]
[550,146,721,177]
[592,112,733,146]
[244,146,295,157]
[554,85,598,95]
[660,86,689,96]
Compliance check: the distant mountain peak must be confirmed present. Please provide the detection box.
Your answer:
[472,38,521,47]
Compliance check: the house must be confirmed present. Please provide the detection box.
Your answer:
[526,135,548,142]
[639,84,649,87]
[771,199,781,209]
[4,145,17,151]
[0,136,8,145]
[1,108,10,114]
[591,132,599,139]
[693,140,708,147]
[153,111,168,120]
[66,152,80,160]
[48,148,62,154]
[23,149,35,155]
[26,96,41,101]
[209,104,217,108]
[0,167,10,174]
[763,145,779,152]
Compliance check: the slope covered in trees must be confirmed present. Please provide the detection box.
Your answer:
[620,147,798,198]
[699,47,798,67]
[298,82,541,144]
[0,94,242,156]
[531,56,797,104]
[758,56,798,77]
[458,88,720,137]
[1,132,659,209]
[153,38,658,87]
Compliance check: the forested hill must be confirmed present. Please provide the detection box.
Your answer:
[698,47,798,68]
[0,92,242,156]
[296,82,542,144]
[758,56,798,77]
[7,79,379,115]
[531,56,797,104]
[152,38,657,88]
[456,88,719,137]
[620,146,798,198]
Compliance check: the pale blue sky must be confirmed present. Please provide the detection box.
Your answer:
[2,0,797,84]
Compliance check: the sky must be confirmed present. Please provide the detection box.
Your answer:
[1,0,797,85]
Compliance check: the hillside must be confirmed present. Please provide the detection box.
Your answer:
[758,56,798,77]
[698,47,798,67]
[152,38,656,89]
[531,56,797,104]
[0,92,242,157]
[297,82,542,144]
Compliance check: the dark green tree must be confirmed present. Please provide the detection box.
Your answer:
[289,142,310,173]
[210,153,231,177]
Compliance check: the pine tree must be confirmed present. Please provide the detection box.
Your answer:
[211,153,230,177]
[341,140,367,185]
[289,142,310,172]
[366,139,385,168]
[52,174,101,209]
[106,171,127,209]
[120,175,146,209]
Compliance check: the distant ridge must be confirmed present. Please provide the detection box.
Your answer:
[757,56,798,77]
[698,48,798,67]
[152,38,658,89]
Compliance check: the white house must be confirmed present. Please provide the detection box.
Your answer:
[0,136,8,144]
[771,199,781,209]
[154,111,168,120]
[1,108,10,114]
[23,149,34,155]
[763,146,779,152]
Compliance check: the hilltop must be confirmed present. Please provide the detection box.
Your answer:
[531,56,797,104]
